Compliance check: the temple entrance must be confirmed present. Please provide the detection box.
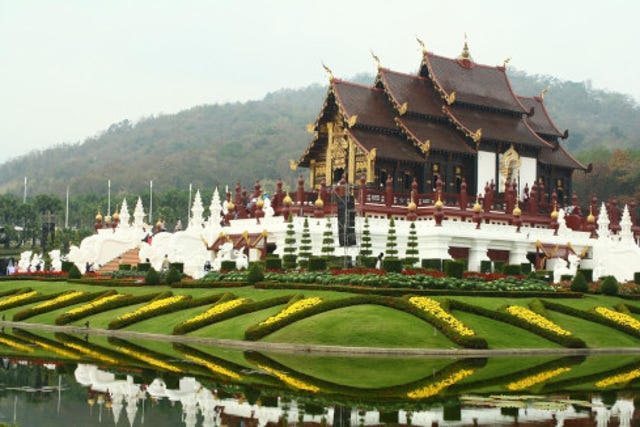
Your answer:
[333,167,345,183]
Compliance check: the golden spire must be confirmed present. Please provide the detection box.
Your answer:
[95,211,102,221]
[503,56,511,68]
[370,50,381,69]
[540,85,551,100]
[283,192,293,206]
[587,205,595,223]
[434,192,444,209]
[550,202,559,220]
[416,36,427,54]
[473,195,482,213]
[321,62,334,81]
[458,33,473,61]
[408,194,417,211]
[314,193,324,208]
[445,91,456,105]
[513,202,522,216]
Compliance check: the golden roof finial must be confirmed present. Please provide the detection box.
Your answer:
[445,91,456,105]
[370,50,381,69]
[540,85,551,100]
[459,33,473,61]
[503,56,511,67]
[416,36,427,54]
[321,62,334,81]
[289,159,298,171]
[473,195,482,213]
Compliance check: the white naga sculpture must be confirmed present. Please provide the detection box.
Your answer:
[553,253,581,283]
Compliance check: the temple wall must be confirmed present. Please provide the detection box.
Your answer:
[520,156,537,197]
[477,150,496,192]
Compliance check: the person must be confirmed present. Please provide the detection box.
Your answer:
[174,219,182,232]
[204,260,212,272]
[161,254,170,272]
[376,252,384,269]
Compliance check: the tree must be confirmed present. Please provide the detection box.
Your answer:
[298,218,312,264]
[359,217,372,258]
[404,221,419,266]
[282,214,297,269]
[321,217,335,257]
[385,218,398,259]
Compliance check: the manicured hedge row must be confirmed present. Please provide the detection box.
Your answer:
[171,281,248,288]
[541,300,640,339]
[13,328,83,360]
[447,299,586,348]
[0,287,31,298]
[0,291,61,312]
[244,294,488,348]
[67,278,148,287]
[541,359,640,392]
[107,336,193,374]
[54,332,141,365]
[173,294,295,335]
[254,282,582,298]
[13,291,111,321]
[54,292,162,325]
[173,342,248,380]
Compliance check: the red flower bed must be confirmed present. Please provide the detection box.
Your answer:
[403,269,446,278]
[330,268,385,276]
[464,272,508,281]
[9,271,67,278]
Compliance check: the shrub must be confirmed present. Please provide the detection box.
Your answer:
[579,268,593,283]
[503,264,522,276]
[359,217,373,258]
[520,263,532,274]
[165,268,182,285]
[169,262,184,273]
[385,218,398,258]
[600,276,619,296]
[61,261,74,273]
[282,254,297,270]
[298,218,312,264]
[404,222,419,266]
[265,257,282,271]
[119,264,132,271]
[560,274,573,282]
[422,258,442,271]
[68,264,82,279]
[570,271,588,293]
[357,256,377,268]
[494,260,506,273]
[382,258,403,273]
[634,272,640,285]
[480,260,492,273]
[220,260,236,271]
[444,260,464,279]
[247,263,264,285]
[136,262,151,272]
[308,257,327,271]
[145,267,160,285]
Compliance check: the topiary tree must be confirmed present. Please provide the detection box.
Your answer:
[165,267,182,285]
[247,262,264,285]
[145,267,160,285]
[385,218,398,259]
[570,271,589,293]
[321,217,335,258]
[298,217,312,265]
[404,221,419,266]
[282,214,297,269]
[359,217,372,258]
[68,264,82,279]
[600,275,619,296]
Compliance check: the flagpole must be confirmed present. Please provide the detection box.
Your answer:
[107,179,111,215]
[149,180,153,224]
[188,183,192,222]
[65,186,69,229]
[23,177,27,203]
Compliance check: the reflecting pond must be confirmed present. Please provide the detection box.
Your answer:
[0,328,638,426]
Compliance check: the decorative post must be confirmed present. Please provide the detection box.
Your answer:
[512,203,522,233]
[434,193,444,226]
[483,181,491,212]
[385,175,394,208]
[406,195,417,221]
[550,202,559,236]
[528,183,538,216]
[254,196,264,224]
[296,175,305,215]
[411,178,419,209]
[359,175,367,214]
[225,200,235,225]
[282,193,293,222]
[458,178,468,211]
[571,193,582,216]
[94,212,102,233]
[112,211,119,230]
[473,196,482,229]
[320,179,329,213]
[274,179,284,215]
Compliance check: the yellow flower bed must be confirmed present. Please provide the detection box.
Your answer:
[182,298,248,326]
[507,367,571,391]
[259,297,322,326]
[33,291,86,310]
[0,291,38,309]
[594,307,640,331]
[114,346,182,373]
[0,336,33,353]
[66,294,126,315]
[65,342,118,365]
[31,339,80,360]
[408,297,475,336]
[184,354,242,380]
[407,368,475,399]
[506,306,571,336]
[596,368,640,388]
[115,295,187,322]
[258,364,319,392]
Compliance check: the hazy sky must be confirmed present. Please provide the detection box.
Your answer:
[2,0,639,165]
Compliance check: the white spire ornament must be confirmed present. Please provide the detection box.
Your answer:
[133,197,146,229]
[189,190,204,230]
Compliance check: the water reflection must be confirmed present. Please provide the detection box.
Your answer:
[0,329,638,426]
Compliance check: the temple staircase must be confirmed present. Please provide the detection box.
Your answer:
[96,248,141,274]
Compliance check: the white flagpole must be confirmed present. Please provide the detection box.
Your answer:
[188,183,192,221]
[23,177,27,203]
[107,179,111,215]
[65,186,69,229]
[149,180,153,224]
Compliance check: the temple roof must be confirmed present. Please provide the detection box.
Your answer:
[539,144,588,171]
[376,69,446,118]
[518,96,565,138]
[333,80,396,129]
[348,128,425,163]
[423,53,528,114]
[446,105,552,148]
[396,117,476,155]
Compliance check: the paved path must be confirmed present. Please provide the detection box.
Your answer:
[3,320,640,358]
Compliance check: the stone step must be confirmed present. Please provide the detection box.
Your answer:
[97,248,140,274]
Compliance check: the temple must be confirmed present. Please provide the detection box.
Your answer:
[298,39,587,203]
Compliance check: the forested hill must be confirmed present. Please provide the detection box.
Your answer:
[1,70,639,197]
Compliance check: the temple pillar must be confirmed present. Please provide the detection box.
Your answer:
[468,239,490,272]
[509,241,529,266]
[348,139,356,184]
[419,234,452,261]
[309,160,316,188]
[326,123,334,185]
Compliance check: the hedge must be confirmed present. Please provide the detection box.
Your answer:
[541,300,640,339]
[422,259,442,271]
[245,294,488,348]
[173,342,248,380]
[169,262,184,273]
[0,291,60,312]
[308,257,327,271]
[165,268,182,285]
[173,294,295,335]
[54,292,161,325]
[480,260,492,273]
[443,260,464,279]
[12,329,84,360]
[520,263,532,274]
[171,281,248,289]
[579,268,593,283]
[382,258,403,273]
[220,260,236,271]
[66,278,148,287]
[600,276,619,296]
[107,336,194,373]
[357,256,377,269]
[494,260,506,274]
[119,264,132,271]
[136,262,151,272]
[570,271,588,293]
[540,359,640,392]
[13,291,112,322]
[55,332,141,366]
[447,299,586,348]
[0,287,31,299]
[503,264,522,276]
[61,261,74,272]
[265,257,282,270]
[282,254,297,270]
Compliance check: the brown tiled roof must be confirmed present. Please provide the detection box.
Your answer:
[333,80,396,129]
[377,69,446,118]
[424,53,527,114]
[539,144,588,170]
[518,96,564,138]
[447,105,551,148]
[348,128,425,163]
[396,117,475,155]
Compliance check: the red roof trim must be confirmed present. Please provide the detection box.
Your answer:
[554,143,588,171]
[520,116,555,148]
[345,128,370,155]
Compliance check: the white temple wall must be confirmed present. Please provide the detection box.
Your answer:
[520,156,537,198]
[477,150,496,193]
